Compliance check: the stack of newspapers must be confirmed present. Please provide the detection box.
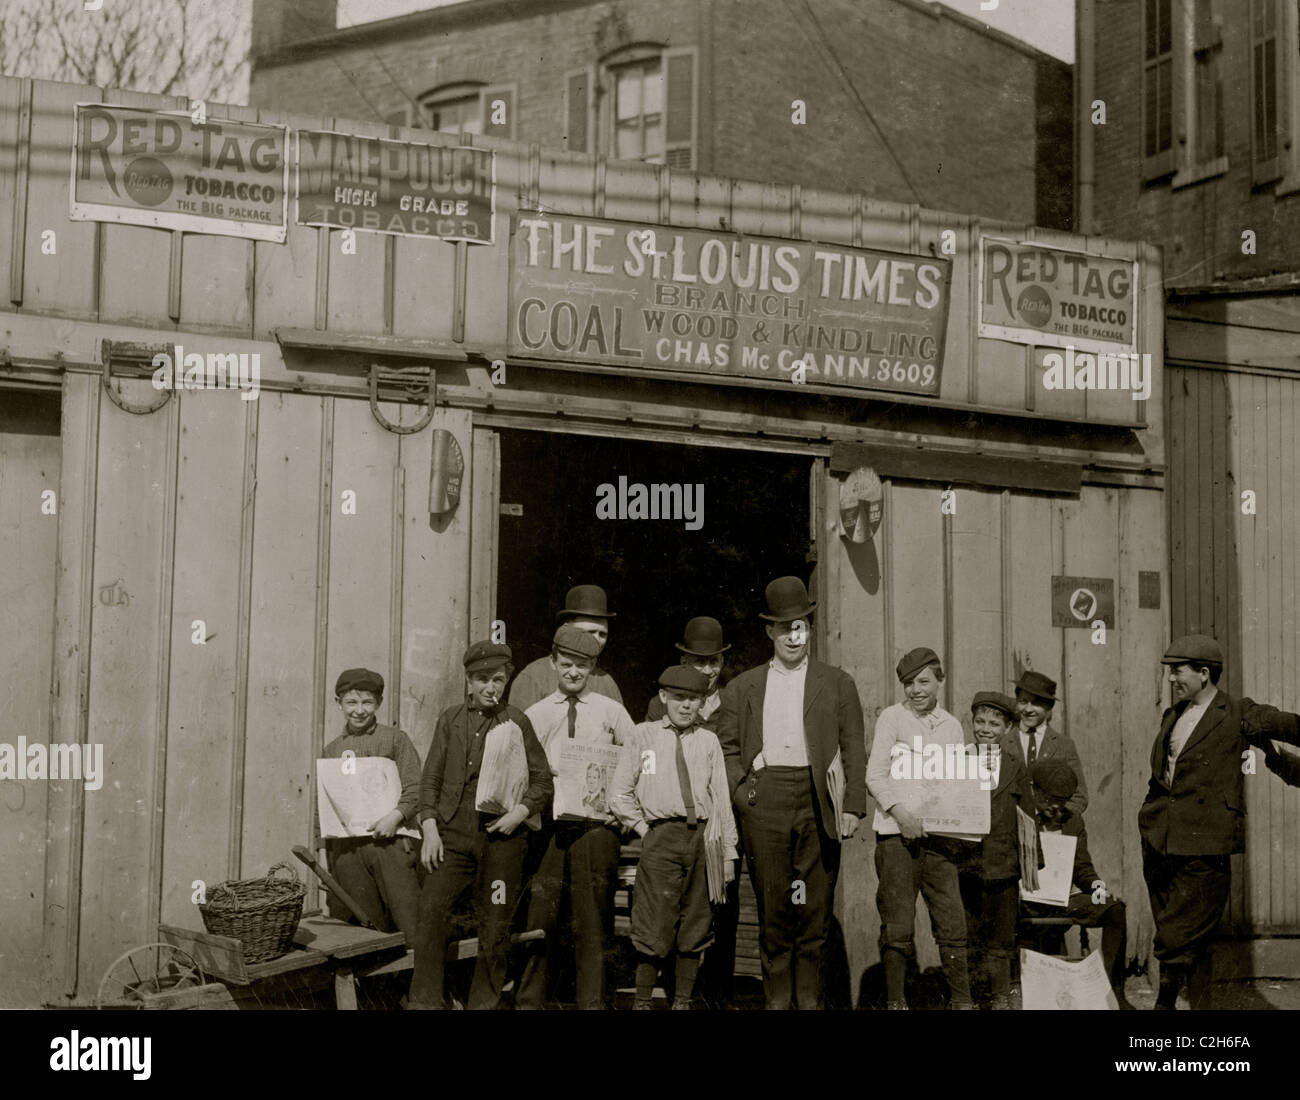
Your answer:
[475,720,541,829]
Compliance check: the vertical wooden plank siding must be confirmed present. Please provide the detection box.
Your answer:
[468,426,500,655]
[0,395,60,1006]
[76,373,171,996]
[240,393,323,889]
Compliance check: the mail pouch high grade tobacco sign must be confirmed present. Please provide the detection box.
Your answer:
[71,105,289,242]
[508,215,952,397]
[296,131,495,243]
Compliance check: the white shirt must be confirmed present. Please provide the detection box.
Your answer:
[760,658,809,767]
[866,701,967,833]
[1165,698,1210,785]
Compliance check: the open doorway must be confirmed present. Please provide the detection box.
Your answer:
[496,428,814,720]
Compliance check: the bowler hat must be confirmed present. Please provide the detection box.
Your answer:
[556,584,615,620]
[463,640,512,674]
[335,667,384,699]
[658,665,710,695]
[896,647,942,684]
[759,576,817,622]
[676,616,730,657]
[553,623,601,660]
[971,691,1017,720]
[1014,670,1058,703]
[1160,634,1223,667]
[1031,759,1077,799]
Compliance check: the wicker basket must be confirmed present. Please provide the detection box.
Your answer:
[198,861,306,963]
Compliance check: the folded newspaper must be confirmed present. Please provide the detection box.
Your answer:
[704,812,728,903]
[475,720,542,830]
[1021,946,1118,1010]
[1020,830,1076,907]
[828,748,847,837]
[316,756,420,840]
[553,741,621,821]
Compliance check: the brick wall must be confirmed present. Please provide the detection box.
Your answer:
[1088,0,1300,283]
[249,0,1071,228]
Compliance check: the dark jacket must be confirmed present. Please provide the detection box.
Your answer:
[418,701,552,829]
[715,658,867,836]
[1004,724,1089,818]
[968,733,1031,882]
[1138,690,1300,857]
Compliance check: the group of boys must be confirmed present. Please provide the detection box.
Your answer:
[317,579,1300,1011]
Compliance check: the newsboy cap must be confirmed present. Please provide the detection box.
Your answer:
[658,665,710,695]
[971,691,1018,720]
[759,576,817,622]
[1031,759,1078,799]
[676,616,730,657]
[1160,634,1223,667]
[557,584,615,620]
[896,646,942,684]
[553,623,601,660]
[463,640,512,674]
[335,667,384,698]
[1014,670,1058,703]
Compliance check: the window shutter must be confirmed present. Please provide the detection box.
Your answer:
[663,47,697,170]
[565,67,594,153]
[480,84,517,140]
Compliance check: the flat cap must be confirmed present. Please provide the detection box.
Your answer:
[1031,759,1078,799]
[971,691,1018,720]
[1160,634,1223,666]
[658,665,710,695]
[335,667,384,698]
[463,640,512,674]
[896,646,942,684]
[553,623,601,660]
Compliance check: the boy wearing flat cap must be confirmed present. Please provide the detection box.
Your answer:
[515,624,637,1010]
[508,584,624,711]
[320,667,423,937]
[1026,759,1132,1009]
[407,642,552,1010]
[1139,634,1300,1009]
[715,576,866,1010]
[958,691,1031,1010]
[611,666,738,1009]
[1008,670,1088,818]
[866,646,973,1009]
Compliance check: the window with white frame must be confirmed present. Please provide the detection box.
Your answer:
[1143,0,1176,179]
[612,57,665,163]
[393,82,517,141]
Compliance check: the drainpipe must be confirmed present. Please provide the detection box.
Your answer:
[1075,0,1096,235]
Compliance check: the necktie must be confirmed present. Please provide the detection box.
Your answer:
[566,695,578,739]
[675,730,697,828]
[1026,730,1037,768]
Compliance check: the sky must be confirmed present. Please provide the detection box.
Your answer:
[337,0,1075,63]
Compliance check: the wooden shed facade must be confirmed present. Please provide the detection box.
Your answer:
[0,76,1169,1006]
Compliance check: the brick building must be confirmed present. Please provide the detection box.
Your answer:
[1079,0,1300,961]
[250,0,1072,228]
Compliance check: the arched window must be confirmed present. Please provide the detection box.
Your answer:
[400,81,517,140]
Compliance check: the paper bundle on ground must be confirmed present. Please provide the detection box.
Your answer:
[553,741,621,821]
[1017,804,1041,891]
[827,748,846,836]
[316,756,419,840]
[1019,830,1076,906]
[475,720,542,830]
[704,812,728,904]
[1021,947,1118,1010]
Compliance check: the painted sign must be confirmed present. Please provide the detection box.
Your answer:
[71,104,288,242]
[295,131,494,243]
[1050,575,1115,628]
[508,215,951,396]
[978,238,1137,353]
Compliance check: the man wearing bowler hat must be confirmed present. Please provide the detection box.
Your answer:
[715,576,867,1009]
[509,584,623,711]
[1005,669,1088,817]
[645,616,730,725]
[1139,634,1300,1009]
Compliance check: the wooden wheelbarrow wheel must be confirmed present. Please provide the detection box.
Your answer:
[95,943,206,1009]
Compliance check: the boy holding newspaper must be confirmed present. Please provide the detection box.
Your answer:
[407,641,552,1010]
[610,666,737,1010]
